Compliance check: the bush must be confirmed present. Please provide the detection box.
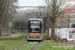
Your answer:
[19,34,27,38]
[44,35,52,40]
[53,34,67,42]
[11,29,20,33]
[61,38,67,42]
[2,31,7,33]
[46,37,52,40]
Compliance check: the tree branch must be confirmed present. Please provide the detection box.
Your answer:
[1,0,7,14]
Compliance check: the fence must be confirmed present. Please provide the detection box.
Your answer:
[49,28,75,41]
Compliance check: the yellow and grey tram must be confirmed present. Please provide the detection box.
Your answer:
[27,18,43,42]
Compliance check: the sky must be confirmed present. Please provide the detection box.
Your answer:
[18,0,46,10]
[18,0,75,10]
[18,0,46,6]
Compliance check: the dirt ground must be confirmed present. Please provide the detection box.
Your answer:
[61,40,75,45]
[0,33,23,39]
[68,40,75,45]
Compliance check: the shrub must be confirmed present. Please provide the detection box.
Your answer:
[2,31,7,33]
[19,34,27,38]
[44,35,52,40]
[11,29,19,33]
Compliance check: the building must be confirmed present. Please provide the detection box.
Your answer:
[64,6,75,28]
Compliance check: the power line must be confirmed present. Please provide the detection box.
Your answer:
[5,5,48,8]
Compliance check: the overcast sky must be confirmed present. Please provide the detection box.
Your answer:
[18,0,75,10]
[18,0,46,10]
[18,0,46,6]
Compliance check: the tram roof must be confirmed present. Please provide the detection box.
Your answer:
[29,18,43,21]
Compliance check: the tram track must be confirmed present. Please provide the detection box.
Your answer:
[14,42,29,50]
[14,42,40,50]
[32,42,40,50]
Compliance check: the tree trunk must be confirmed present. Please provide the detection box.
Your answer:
[0,24,2,36]
[51,0,56,38]
[51,21,55,38]
[68,15,70,28]
[47,16,51,36]
[0,15,2,36]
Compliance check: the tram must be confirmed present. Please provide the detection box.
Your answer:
[27,18,43,42]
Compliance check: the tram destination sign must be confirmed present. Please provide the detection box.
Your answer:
[30,21,40,23]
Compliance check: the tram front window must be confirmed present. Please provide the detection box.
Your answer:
[29,23,41,33]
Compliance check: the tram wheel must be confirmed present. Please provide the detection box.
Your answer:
[38,41,40,43]
[27,40,30,42]
[31,41,33,42]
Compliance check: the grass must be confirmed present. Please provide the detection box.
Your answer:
[43,33,46,40]
[18,42,38,50]
[1,31,7,33]
[0,33,75,50]
[0,34,27,50]
[0,33,46,50]
[19,33,27,38]
[36,40,75,50]
[11,29,20,33]
[2,29,20,34]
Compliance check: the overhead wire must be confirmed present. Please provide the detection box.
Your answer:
[18,0,37,6]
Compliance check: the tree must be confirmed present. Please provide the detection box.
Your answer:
[55,14,66,28]
[45,0,75,38]
[2,0,18,30]
[63,0,75,28]
[0,0,18,36]
[0,0,7,36]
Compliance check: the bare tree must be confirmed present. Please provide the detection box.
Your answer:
[45,0,70,38]
[0,0,7,36]
[0,0,18,36]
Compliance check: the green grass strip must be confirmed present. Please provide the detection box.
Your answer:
[18,42,38,50]
[36,41,75,50]
[0,34,27,50]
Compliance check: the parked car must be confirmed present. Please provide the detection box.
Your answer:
[69,28,75,33]
[69,28,73,33]
[72,28,75,33]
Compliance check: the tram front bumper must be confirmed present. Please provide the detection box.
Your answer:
[27,36,43,41]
